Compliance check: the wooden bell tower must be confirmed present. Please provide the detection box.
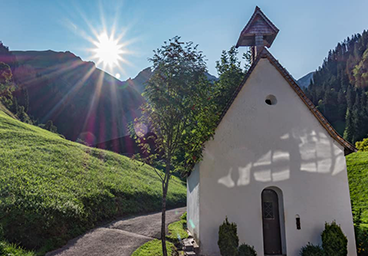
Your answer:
[236,6,279,62]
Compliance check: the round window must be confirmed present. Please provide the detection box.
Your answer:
[265,95,277,105]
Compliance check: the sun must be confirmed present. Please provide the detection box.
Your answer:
[91,33,124,69]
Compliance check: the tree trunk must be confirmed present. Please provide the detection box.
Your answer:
[161,188,168,256]
[161,163,171,256]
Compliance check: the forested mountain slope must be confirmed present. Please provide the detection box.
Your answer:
[10,50,144,145]
[304,31,368,143]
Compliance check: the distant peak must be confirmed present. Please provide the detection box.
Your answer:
[137,67,152,76]
[142,67,151,72]
[133,67,153,80]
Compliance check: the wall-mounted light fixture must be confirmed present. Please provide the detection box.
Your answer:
[296,214,301,230]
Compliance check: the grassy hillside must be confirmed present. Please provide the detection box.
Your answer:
[347,151,368,223]
[0,102,16,119]
[0,110,186,254]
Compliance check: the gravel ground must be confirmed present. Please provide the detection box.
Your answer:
[46,207,186,256]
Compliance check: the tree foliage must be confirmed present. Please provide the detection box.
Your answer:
[0,42,32,123]
[0,62,16,112]
[38,120,58,133]
[133,36,219,170]
[213,46,250,110]
[0,41,18,73]
[0,62,12,86]
[130,36,218,256]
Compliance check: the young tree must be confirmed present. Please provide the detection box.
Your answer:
[213,46,249,110]
[131,36,218,256]
[44,120,57,133]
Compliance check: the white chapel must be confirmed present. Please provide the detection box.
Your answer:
[187,7,357,256]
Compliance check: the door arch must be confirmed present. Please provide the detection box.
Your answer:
[261,188,284,255]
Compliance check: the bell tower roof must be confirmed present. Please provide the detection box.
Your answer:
[236,6,279,48]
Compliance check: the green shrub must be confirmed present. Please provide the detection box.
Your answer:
[0,242,4,255]
[300,243,325,256]
[355,224,368,256]
[218,217,239,256]
[356,138,368,151]
[181,212,187,221]
[321,221,347,256]
[0,241,35,256]
[238,243,257,256]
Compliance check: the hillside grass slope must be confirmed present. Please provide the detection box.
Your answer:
[0,110,186,254]
[0,102,16,119]
[347,151,368,223]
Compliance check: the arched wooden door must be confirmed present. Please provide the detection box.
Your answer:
[262,189,282,255]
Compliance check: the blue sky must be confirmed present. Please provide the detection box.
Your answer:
[1,0,368,81]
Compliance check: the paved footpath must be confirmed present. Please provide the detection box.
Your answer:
[46,207,186,256]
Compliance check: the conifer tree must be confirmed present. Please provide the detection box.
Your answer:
[337,89,347,120]
[344,109,355,143]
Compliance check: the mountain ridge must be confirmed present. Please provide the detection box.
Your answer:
[11,50,144,144]
[5,49,218,146]
[297,71,314,88]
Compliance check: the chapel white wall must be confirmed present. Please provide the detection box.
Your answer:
[190,58,356,256]
[187,164,200,240]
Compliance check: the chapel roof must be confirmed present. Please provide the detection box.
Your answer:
[217,47,357,155]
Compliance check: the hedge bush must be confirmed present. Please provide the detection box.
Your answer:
[321,221,347,256]
[355,225,368,256]
[218,217,239,256]
[300,243,325,256]
[238,243,257,256]
[0,242,4,255]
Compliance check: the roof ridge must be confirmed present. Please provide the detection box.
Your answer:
[253,7,279,32]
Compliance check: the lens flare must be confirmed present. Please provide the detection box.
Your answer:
[134,122,148,138]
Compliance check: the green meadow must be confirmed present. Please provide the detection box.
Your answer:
[0,109,186,254]
[347,151,368,223]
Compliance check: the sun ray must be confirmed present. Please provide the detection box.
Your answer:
[82,69,105,145]
[42,65,96,122]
